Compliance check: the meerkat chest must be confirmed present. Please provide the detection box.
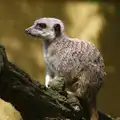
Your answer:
[44,46,61,67]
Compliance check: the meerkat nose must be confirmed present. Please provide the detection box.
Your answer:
[25,28,31,34]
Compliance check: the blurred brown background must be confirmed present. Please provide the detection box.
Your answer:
[0,0,120,119]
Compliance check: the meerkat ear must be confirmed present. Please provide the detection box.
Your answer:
[54,24,61,37]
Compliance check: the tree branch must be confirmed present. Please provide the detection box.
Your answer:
[0,45,115,120]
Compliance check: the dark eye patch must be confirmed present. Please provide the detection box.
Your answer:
[54,24,61,37]
[37,23,47,29]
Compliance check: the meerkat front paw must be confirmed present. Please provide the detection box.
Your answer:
[48,76,65,93]
[45,74,53,88]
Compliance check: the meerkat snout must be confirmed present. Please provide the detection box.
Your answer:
[25,18,64,40]
[25,27,31,34]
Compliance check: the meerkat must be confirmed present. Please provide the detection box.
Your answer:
[25,18,106,120]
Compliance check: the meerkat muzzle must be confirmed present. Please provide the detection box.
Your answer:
[25,27,31,34]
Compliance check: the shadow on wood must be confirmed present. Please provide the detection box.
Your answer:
[0,45,115,120]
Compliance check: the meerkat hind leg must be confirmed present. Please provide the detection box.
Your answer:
[71,74,99,120]
[66,91,81,112]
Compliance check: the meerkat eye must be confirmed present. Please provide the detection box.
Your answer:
[37,23,47,29]
[54,24,61,37]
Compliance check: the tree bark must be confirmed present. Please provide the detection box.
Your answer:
[0,45,115,120]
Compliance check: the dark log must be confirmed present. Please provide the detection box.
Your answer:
[0,45,115,120]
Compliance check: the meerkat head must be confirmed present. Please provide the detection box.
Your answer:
[25,17,64,40]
